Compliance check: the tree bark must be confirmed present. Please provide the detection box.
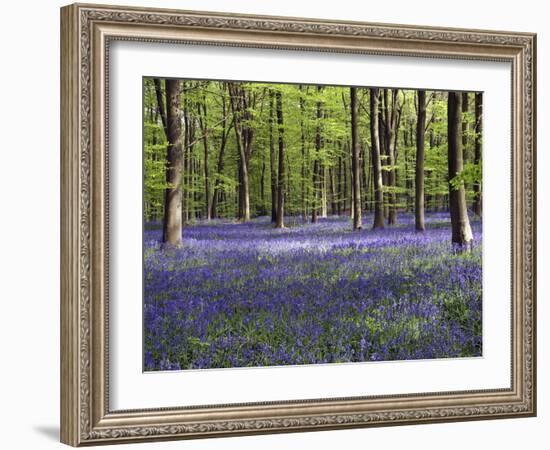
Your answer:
[370,88,385,229]
[311,87,323,223]
[384,89,399,225]
[197,99,211,220]
[462,92,469,162]
[275,91,285,228]
[378,96,388,219]
[350,87,362,230]
[210,95,232,219]
[153,79,168,136]
[342,154,347,215]
[300,86,308,222]
[415,90,426,231]
[161,79,183,247]
[321,166,328,218]
[473,92,483,217]
[337,155,343,215]
[329,167,337,215]
[269,92,278,223]
[228,83,251,222]
[448,92,473,250]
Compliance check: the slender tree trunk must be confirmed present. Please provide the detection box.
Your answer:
[194,157,201,219]
[311,87,323,223]
[228,83,250,222]
[269,92,278,223]
[462,92,469,161]
[342,155,348,215]
[350,146,355,221]
[286,153,291,215]
[183,109,189,223]
[370,88,385,229]
[329,167,337,214]
[321,166,328,218]
[350,87,362,230]
[461,92,470,198]
[312,159,319,223]
[473,92,483,217]
[415,90,426,231]
[393,103,402,212]
[448,92,473,250]
[153,79,168,134]
[210,99,231,219]
[161,79,183,246]
[275,91,285,228]
[197,100,211,220]
[404,126,412,212]
[300,87,308,222]
[191,98,197,221]
[384,89,398,225]
[378,97,388,219]
[366,145,373,212]
[361,144,368,212]
[337,155,343,215]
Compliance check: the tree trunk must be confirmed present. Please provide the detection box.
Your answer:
[153,79,168,135]
[329,167,337,214]
[350,87,362,230]
[415,90,426,231]
[378,97,388,219]
[321,166,328,218]
[370,88,385,229]
[311,87,323,223]
[384,89,398,226]
[161,79,183,247]
[269,92,277,223]
[473,92,483,217]
[462,92,469,162]
[342,154,347,215]
[448,92,473,250]
[337,155,343,215]
[461,92,470,197]
[210,97,232,219]
[197,100,211,220]
[300,87,308,222]
[228,83,250,222]
[275,91,285,228]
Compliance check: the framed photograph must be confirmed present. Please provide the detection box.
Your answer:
[60,3,536,446]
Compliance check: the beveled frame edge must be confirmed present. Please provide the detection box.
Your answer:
[60,2,537,446]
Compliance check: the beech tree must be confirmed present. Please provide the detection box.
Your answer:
[415,90,426,231]
[311,86,323,223]
[197,96,211,220]
[228,83,252,222]
[210,91,232,219]
[350,87,362,230]
[275,90,285,228]
[382,89,400,225]
[370,88,385,229]
[158,79,183,247]
[447,92,473,250]
[473,92,483,217]
[269,92,278,223]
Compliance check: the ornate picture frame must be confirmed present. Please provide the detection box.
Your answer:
[60,3,536,446]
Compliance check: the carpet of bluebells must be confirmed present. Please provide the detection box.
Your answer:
[144,212,482,371]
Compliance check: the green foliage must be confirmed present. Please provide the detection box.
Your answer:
[449,162,482,191]
[143,80,483,221]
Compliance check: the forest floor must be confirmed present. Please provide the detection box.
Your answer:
[143,212,482,371]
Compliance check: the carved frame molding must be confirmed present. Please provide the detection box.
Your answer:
[61,3,536,446]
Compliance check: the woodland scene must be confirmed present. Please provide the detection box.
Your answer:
[143,78,483,371]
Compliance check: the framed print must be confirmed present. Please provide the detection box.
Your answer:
[60,2,537,446]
